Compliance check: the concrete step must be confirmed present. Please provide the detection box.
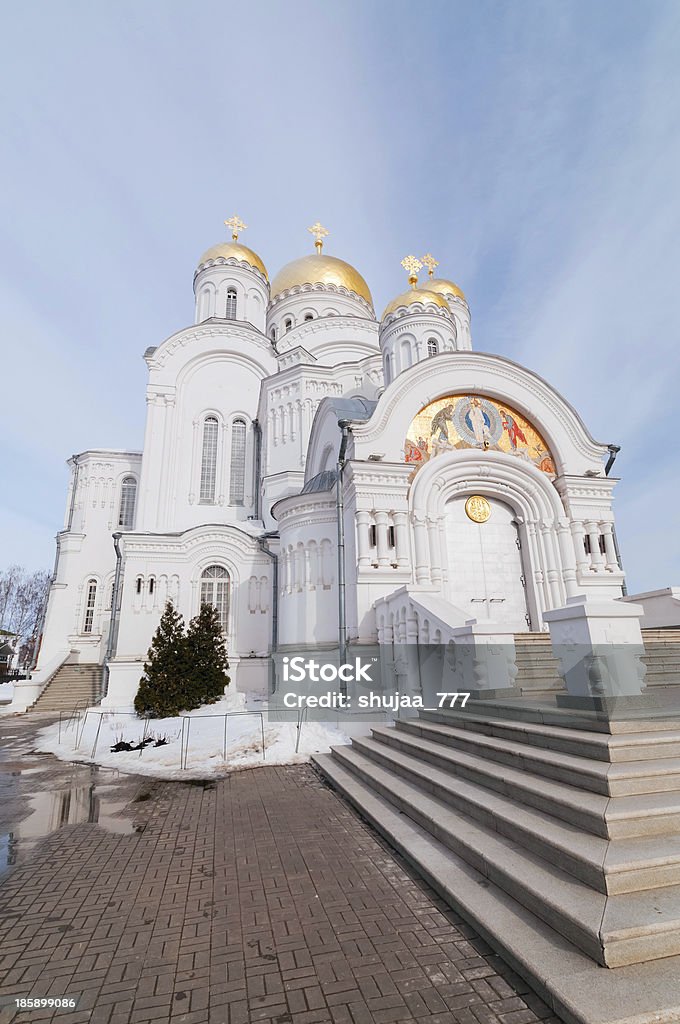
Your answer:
[356,730,680,893]
[31,663,103,711]
[418,709,680,762]
[422,696,680,734]
[380,723,680,839]
[319,745,680,968]
[404,717,680,796]
[312,751,680,1024]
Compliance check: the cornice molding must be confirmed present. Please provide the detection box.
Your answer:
[268,282,375,317]
[194,256,269,289]
[147,322,274,374]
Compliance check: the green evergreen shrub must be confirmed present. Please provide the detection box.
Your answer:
[184,602,230,707]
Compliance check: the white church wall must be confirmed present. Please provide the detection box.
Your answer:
[272,493,338,647]
[193,262,269,331]
[342,462,414,642]
[379,312,458,384]
[104,524,272,706]
[269,310,379,366]
[37,450,142,670]
[267,288,376,359]
[259,354,383,530]
[555,475,626,598]
[136,324,276,532]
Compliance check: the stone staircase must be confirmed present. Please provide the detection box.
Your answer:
[513,629,680,697]
[313,703,680,1024]
[641,628,680,688]
[514,632,562,697]
[31,663,104,711]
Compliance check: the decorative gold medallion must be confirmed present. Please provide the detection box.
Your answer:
[465,495,491,523]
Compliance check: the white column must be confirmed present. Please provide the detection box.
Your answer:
[570,519,590,576]
[426,515,442,585]
[356,511,371,568]
[412,512,431,585]
[393,511,409,568]
[375,511,390,567]
[526,520,549,612]
[600,522,619,572]
[541,522,564,608]
[556,518,579,597]
[585,520,605,571]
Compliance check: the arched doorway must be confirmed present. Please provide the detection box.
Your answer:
[446,496,531,629]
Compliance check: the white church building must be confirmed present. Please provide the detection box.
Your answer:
[26,218,640,709]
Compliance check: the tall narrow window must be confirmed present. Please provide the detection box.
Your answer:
[118,476,137,528]
[229,419,247,505]
[225,288,237,319]
[284,318,292,333]
[200,565,229,634]
[427,338,438,357]
[83,579,97,633]
[199,416,219,503]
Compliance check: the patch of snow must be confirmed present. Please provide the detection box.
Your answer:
[36,689,350,779]
[0,682,14,703]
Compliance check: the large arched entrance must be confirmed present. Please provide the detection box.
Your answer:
[445,495,530,629]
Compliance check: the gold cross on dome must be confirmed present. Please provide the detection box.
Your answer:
[401,255,422,288]
[422,253,439,278]
[224,214,247,241]
[308,221,329,253]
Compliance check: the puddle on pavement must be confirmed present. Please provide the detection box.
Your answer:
[0,765,144,875]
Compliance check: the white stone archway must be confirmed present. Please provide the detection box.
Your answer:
[409,449,579,628]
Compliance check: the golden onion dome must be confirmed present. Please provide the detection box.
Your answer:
[270,254,373,305]
[382,287,450,319]
[197,242,268,280]
[423,277,466,301]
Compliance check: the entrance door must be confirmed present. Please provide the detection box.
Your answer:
[445,496,530,629]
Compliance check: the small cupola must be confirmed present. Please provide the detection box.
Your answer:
[193,215,269,330]
[379,255,458,384]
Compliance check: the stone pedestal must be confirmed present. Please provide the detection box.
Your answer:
[100,659,145,710]
[544,596,647,700]
[446,622,519,696]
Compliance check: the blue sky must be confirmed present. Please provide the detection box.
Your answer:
[1,0,679,592]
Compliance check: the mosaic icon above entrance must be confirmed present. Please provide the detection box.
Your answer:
[465,495,491,523]
[404,394,556,476]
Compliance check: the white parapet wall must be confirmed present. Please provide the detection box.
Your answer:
[622,588,680,628]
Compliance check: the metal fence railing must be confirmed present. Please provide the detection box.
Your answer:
[65,707,272,771]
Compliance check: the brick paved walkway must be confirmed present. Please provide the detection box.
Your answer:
[0,715,561,1024]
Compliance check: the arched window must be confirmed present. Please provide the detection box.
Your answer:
[427,338,438,357]
[229,419,247,505]
[304,313,314,322]
[270,326,276,341]
[385,353,391,385]
[83,579,97,633]
[284,318,292,333]
[200,565,229,634]
[225,288,237,319]
[199,416,219,503]
[400,339,412,370]
[118,476,137,529]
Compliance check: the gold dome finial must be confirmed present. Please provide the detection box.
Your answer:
[421,253,439,279]
[307,220,329,254]
[401,255,422,289]
[224,214,247,241]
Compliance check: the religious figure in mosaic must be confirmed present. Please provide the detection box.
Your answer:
[404,394,555,477]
